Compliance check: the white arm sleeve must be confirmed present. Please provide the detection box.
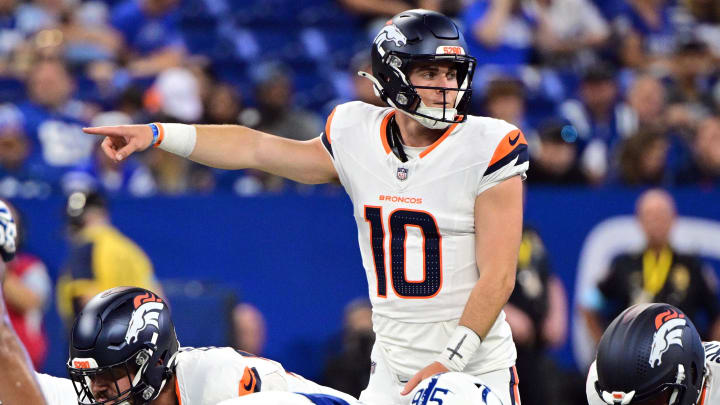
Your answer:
[35,372,77,405]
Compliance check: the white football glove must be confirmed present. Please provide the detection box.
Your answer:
[0,200,17,262]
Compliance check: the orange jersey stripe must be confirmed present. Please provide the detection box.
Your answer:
[512,366,521,405]
[488,130,526,167]
[325,107,337,143]
[175,377,183,405]
[419,117,462,159]
[698,384,708,405]
[380,110,396,154]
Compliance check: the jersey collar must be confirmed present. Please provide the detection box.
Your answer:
[380,110,462,160]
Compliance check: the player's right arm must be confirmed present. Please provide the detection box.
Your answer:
[0,200,47,405]
[83,124,339,184]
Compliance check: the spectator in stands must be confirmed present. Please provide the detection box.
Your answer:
[62,1,122,66]
[0,200,51,369]
[615,0,679,70]
[322,298,374,399]
[0,103,54,199]
[202,82,243,125]
[533,0,610,68]
[581,189,720,344]
[482,78,530,135]
[230,303,267,356]
[143,67,215,194]
[560,63,622,184]
[462,0,538,69]
[110,0,186,78]
[675,115,720,187]
[57,190,161,326]
[617,73,668,139]
[17,58,95,184]
[526,119,586,184]
[616,128,670,186]
[665,36,715,125]
[504,224,569,405]
[248,63,321,142]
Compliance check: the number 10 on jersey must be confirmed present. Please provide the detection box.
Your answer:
[364,206,442,299]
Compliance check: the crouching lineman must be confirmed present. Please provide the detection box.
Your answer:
[62,286,358,405]
[219,372,505,405]
[586,303,719,405]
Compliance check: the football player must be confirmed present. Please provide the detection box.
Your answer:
[217,372,504,405]
[84,9,527,404]
[40,286,357,405]
[586,303,719,405]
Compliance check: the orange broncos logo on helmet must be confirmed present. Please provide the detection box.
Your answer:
[649,309,686,368]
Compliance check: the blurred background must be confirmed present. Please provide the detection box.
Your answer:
[1,0,719,403]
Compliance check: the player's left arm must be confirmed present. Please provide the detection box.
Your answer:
[402,176,523,394]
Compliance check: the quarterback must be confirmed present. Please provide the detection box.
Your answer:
[586,303,719,405]
[85,9,527,404]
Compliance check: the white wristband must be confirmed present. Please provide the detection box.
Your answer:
[155,123,197,158]
[435,325,482,372]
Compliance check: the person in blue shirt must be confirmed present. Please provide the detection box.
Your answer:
[461,0,537,69]
[16,59,94,187]
[110,0,186,78]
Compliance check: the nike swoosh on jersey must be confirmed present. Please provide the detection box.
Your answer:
[509,133,521,145]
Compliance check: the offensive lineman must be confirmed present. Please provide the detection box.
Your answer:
[0,206,357,405]
[84,9,527,404]
[586,303,719,405]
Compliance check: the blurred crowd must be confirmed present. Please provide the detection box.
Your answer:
[0,0,719,198]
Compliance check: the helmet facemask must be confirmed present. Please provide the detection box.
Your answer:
[68,348,178,405]
[361,50,475,130]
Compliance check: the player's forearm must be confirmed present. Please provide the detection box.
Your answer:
[0,323,47,405]
[460,263,516,338]
[465,176,523,337]
[0,279,46,404]
[190,125,336,184]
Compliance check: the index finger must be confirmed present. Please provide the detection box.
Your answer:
[83,126,126,136]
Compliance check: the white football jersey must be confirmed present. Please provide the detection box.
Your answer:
[217,392,364,405]
[586,342,720,405]
[34,347,356,405]
[321,101,528,374]
[35,372,77,405]
[175,347,357,405]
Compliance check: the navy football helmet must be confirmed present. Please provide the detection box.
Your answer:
[594,303,706,405]
[67,287,179,405]
[359,9,476,129]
